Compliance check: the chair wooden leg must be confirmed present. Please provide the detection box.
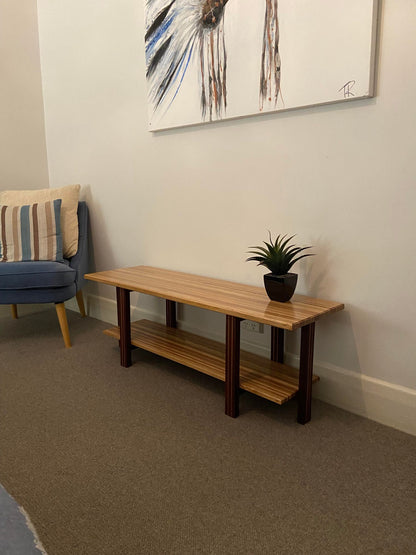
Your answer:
[11,304,18,319]
[76,290,86,317]
[55,303,71,348]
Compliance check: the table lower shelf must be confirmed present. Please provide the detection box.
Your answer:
[104,319,319,405]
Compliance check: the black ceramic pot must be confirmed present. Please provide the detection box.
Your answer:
[263,272,298,302]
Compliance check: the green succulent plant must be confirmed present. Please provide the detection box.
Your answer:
[247,232,314,275]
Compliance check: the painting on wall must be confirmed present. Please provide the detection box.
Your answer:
[145,0,379,131]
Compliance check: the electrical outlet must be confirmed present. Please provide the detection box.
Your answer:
[241,320,264,334]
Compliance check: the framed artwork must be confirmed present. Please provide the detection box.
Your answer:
[145,0,379,131]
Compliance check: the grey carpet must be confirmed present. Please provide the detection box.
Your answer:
[0,308,415,555]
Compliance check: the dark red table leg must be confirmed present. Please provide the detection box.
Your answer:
[166,300,177,328]
[297,322,315,424]
[116,287,131,368]
[271,326,285,363]
[225,315,241,418]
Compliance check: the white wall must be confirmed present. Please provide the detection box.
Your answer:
[0,0,49,318]
[0,0,49,190]
[37,1,416,434]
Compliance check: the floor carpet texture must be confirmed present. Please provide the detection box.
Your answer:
[0,308,415,554]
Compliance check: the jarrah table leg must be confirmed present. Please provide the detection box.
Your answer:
[225,315,241,418]
[271,326,285,363]
[116,287,132,368]
[297,322,316,424]
[166,300,177,328]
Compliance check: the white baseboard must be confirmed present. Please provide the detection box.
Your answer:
[74,293,416,437]
[66,293,165,326]
[310,360,416,436]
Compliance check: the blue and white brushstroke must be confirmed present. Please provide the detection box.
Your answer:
[145,0,229,122]
[145,0,280,124]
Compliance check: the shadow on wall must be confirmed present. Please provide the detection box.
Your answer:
[301,236,339,300]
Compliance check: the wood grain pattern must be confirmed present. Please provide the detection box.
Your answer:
[225,315,241,417]
[103,319,320,405]
[55,303,71,348]
[86,266,344,331]
[117,287,131,367]
[76,290,86,317]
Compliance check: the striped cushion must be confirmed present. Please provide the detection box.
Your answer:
[0,199,63,262]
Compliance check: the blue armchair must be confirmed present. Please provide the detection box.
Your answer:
[0,201,89,347]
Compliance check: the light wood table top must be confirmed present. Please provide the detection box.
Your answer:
[85,266,344,331]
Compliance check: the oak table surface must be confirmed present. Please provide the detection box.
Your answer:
[85,265,344,423]
[85,266,344,331]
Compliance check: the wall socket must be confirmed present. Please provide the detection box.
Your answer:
[241,320,264,334]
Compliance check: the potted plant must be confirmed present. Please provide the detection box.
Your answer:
[246,232,314,302]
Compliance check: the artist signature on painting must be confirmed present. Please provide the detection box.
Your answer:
[339,80,356,98]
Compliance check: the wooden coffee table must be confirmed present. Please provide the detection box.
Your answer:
[85,266,344,423]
